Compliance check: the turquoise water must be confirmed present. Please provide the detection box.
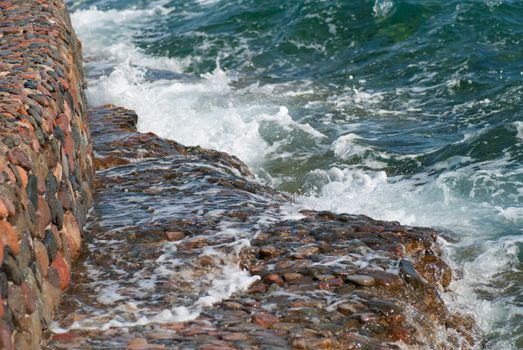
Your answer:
[67,0,522,348]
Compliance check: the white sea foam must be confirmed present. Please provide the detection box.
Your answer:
[331,133,368,159]
[515,121,523,141]
[72,7,325,167]
[373,0,395,18]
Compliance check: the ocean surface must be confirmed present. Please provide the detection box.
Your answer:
[65,0,522,348]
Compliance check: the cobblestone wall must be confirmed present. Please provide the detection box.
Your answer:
[0,0,94,348]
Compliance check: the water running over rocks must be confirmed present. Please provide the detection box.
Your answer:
[47,106,480,349]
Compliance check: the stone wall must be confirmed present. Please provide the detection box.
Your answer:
[0,0,94,348]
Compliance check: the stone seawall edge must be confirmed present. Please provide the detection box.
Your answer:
[0,0,94,348]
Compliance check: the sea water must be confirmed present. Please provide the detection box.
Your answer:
[65,0,522,348]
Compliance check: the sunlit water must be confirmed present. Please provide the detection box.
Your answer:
[66,0,522,348]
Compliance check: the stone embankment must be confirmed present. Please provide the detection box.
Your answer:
[0,0,94,348]
[46,106,480,349]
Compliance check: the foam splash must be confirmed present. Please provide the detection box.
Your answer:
[72,7,325,168]
[298,161,522,348]
[515,121,523,141]
[331,133,369,160]
[373,0,395,19]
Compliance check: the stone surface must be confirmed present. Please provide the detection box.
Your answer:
[165,231,185,241]
[0,221,19,255]
[62,212,81,259]
[45,106,480,350]
[0,0,94,346]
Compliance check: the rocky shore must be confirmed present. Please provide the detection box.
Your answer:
[0,1,481,349]
[0,0,93,348]
[46,106,480,349]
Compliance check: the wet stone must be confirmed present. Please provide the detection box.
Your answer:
[264,274,284,286]
[259,245,278,259]
[165,231,185,241]
[345,275,376,287]
[415,254,452,288]
[182,236,206,249]
[399,259,425,288]
[252,312,279,328]
[45,106,478,349]
[283,272,302,281]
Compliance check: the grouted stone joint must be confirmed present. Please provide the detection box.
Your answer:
[0,0,94,348]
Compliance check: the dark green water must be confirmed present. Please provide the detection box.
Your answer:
[68,0,522,347]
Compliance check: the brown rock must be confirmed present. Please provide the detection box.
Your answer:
[337,302,366,315]
[283,272,303,281]
[50,251,70,290]
[34,240,49,276]
[0,221,19,254]
[366,270,403,290]
[200,345,237,350]
[291,336,333,349]
[252,312,279,328]
[199,255,215,267]
[41,280,61,326]
[220,332,247,341]
[21,281,36,314]
[36,195,51,233]
[0,197,15,218]
[14,165,28,190]
[259,245,278,259]
[221,301,242,310]
[318,277,343,290]
[127,338,165,349]
[165,231,185,241]
[62,212,81,258]
[355,225,385,233]
[57,183,74,210]
[345,275,375,287]
[7,148,33,170]
[95,155,130,170]
[8,284,26,320]
[415,255,452,288]
[0,321,14,350]
[248,280,268,294]
[51,332,79,342]
[182,236,206,249]
[264,273,284,286]
[294,245,320,257]
[53,163,62,183]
